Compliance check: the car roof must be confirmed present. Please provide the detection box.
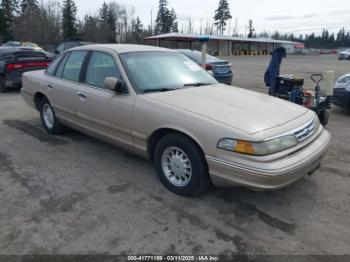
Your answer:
[0,47,47,56]
[70,44,175,54]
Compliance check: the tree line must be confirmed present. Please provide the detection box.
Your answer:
[0,0,348,49]
[0,0,149,48]
[267,28,350,49]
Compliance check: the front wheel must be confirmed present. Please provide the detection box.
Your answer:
[154,134,211,197]
[318,109,330,126]
[39,98,65,134]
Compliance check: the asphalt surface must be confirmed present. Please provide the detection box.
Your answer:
[0,55,349,256]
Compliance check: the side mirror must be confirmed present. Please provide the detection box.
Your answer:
[54,50,60,55]
[104,77,127,94]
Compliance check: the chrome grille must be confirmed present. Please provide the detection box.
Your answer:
[293,120,316,141]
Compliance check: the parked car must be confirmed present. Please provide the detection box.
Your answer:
[0,48,52,93]
[54,41,95,55]
[21,44,330,196]
[177,49,233,85]
[2,41,44,51]
[2,41,21,47]
[20,42,44,52]
[338,49,350,60]
[333,74,350,109]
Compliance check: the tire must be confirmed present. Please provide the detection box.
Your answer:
[0,83,7,93]
[39,97,65,134]
[154,133,211,197]
[318,109,330,126]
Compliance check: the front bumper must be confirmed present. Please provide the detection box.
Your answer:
[206,129,331,190]
[339,54,350,59]
[333,88,350,108]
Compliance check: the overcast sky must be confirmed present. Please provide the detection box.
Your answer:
[74,0,350,36]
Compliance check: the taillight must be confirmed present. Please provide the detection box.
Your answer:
[205,64,213,70]
[6,61,50,72]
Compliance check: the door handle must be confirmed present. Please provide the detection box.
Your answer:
[77,92,87,99]
[47,84,53,89]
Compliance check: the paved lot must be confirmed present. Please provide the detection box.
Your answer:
[0,55,349,256]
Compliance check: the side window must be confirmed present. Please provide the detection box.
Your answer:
[85,52,120,89]
[338,77,346,84]
[55,53,70,78]
[46,54,64,76]
[62,51,87,82]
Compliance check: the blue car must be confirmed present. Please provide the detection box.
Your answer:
[177,49,233,85]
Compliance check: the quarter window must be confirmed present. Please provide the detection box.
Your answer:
[85,52,120,89]
[46,54,64,76]
[55,53,70,77]
[62,51,88,82]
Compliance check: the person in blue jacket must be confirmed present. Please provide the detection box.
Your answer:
[264,47,287,95]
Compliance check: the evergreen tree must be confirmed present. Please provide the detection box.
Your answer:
[99,2,108,23]
[0,8,6,42]
[99,2,109,42]
[247,19,255,38]
[155,0,177,34]
[169,8,178,32]
[107,5,117,43]
[213,0,232,35]
[155,0,169,33]
[0,0,18,41]
[133,16,143,43]
[62,0,77,40]
[20,0,38,14]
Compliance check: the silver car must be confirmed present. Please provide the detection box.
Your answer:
[333,74,350,109]
[21,44,331,196]
[339,49,350,60]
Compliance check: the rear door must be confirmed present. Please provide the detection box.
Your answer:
[46,50,88,123]
[75,51,135,149]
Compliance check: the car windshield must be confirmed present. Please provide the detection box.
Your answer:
[120,51,217,93]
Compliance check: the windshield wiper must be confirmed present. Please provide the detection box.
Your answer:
[143,88,178,93]
[183,82,212,87]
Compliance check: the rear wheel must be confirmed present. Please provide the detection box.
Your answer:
[39,97,65,134]
[154,133,211,197]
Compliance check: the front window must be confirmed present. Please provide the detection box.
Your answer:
[119,51,217,93]
[85,51,120,89]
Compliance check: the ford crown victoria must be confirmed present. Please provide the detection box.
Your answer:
[21,44,331,196]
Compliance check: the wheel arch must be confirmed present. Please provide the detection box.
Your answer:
[33,92,47,110]
[147,127,206,162]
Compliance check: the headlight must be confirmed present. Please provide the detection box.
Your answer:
[218,135,299,156]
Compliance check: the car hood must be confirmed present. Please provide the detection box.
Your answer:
[145,84,309,135]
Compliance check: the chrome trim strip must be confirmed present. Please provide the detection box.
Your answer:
[264,117,317,141]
